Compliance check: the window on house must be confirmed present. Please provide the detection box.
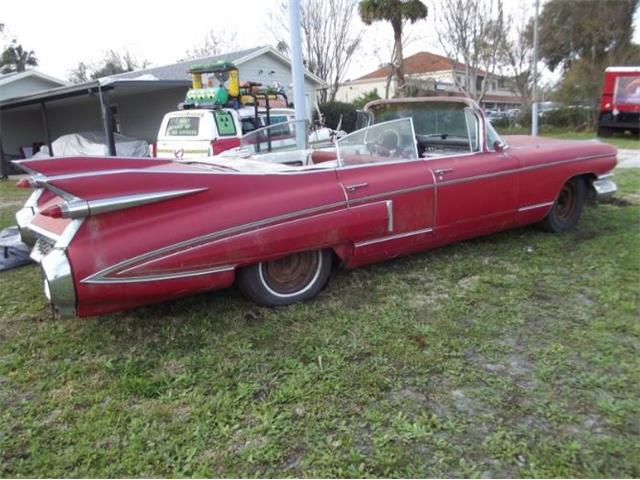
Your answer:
[476,76,484,91]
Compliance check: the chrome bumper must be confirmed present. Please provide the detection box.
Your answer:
[16,206,37,247]
[41,248,77,319]
[592,173,617,201]
[15,188,43,247]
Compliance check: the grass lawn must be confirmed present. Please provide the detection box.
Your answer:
[0,171,639,477]
[496,125,640,150]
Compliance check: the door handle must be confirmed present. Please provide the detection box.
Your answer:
[345,182,369,193]
[434,168,453,180]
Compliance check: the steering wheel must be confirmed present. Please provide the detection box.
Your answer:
[367,128,401,157]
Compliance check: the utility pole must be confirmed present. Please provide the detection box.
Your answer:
[288,0,308,149]
[531,0,540,136]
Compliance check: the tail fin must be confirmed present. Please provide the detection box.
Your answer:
[13,156,171,177]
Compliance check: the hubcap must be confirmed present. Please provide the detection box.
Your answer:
[556,182,577,221]
[259,251,322,297]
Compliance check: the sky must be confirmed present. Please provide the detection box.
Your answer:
[1,0,638,84]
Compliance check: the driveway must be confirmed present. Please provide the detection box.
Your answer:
[617,149,639,168]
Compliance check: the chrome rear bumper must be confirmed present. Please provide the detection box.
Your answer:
[41,248,76,318]
[15,189,43,247]
[592,173,617,201]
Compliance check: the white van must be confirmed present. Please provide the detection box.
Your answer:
[153,107,296,160]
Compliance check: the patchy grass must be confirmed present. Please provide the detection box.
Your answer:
[496,125,640,150]
[0,172,639,477]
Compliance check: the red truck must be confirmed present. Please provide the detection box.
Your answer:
[597,66,640,137]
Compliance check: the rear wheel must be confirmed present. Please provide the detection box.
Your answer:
[538,177,586,233]
[236,249,333,306]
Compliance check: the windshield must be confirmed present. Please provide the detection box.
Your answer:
[336,118,418,166]
[367,101,504,156]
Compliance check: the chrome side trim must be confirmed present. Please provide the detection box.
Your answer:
[386,200,394,232]
[350,183,435,205]
[60,188,208,219]
[518,201,554,212]
[83,265,235,284]
[355,227,434,248]
[81,200,347,284]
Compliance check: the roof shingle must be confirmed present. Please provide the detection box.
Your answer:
[356,51,466,81]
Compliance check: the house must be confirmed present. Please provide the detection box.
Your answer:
[336,51,523,111]
[0,46,326,174]
[0,70,67,102]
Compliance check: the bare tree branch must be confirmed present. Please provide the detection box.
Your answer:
[180,29,240,61]
[435,0,507,103]
[268,0,363,102]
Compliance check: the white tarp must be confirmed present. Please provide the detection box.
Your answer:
[34,131,149,158]
[0,226,31,271]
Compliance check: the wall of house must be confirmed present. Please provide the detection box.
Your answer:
[336,79,390,103]
[240,53,320,117]
[0,77,62,102]
[0,107,43,155]
[113,87,187,142]
[46,100,104,139]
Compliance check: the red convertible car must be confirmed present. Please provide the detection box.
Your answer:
[14,98,617,318]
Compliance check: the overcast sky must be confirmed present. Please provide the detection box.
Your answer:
[1,0,638,84]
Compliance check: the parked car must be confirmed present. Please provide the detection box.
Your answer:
[14,97,618,318]
[597,66,640,137]
[486,110,508,123]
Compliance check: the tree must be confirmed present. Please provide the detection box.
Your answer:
[0,39,38,74]
[68,50,149,83]
[181,29,240,61]
[536,0,638,73]
[68,61,90,84]
[503,11,533,108]
[351,88,381,108]
[536,0,640,124]
[435,0,507,103]
[269,0,363,103]
[358,0,428,97]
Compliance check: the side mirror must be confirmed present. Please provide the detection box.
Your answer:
[493,140,505,153]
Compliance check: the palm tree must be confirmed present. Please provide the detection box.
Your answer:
[1,41,38,74]
[358,0,427,96]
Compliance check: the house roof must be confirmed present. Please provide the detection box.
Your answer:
[0,70,67,87]
[109,45,326,86]
[355,51,469,81]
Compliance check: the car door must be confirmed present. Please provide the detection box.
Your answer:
[426,111,521,240]
[335,118,436,267]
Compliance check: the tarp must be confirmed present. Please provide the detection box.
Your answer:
[33,131,149,158]
[0,226,32,271]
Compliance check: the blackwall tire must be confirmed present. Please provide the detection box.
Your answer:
[538,177,586,233]
[236,249,333,306]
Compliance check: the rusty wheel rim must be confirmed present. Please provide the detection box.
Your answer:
[259,251,322,298]
[556,181,577,221]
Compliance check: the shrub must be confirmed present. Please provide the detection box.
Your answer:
[540,106,594,130]
[351,89,381,109]
[315,101,358,132]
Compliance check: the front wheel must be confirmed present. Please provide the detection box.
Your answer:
[236,249,333,306]
[538,177,586,233]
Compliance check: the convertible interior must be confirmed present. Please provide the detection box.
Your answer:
[180,101,488,172]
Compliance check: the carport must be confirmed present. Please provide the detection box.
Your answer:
[0,78,190,177]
